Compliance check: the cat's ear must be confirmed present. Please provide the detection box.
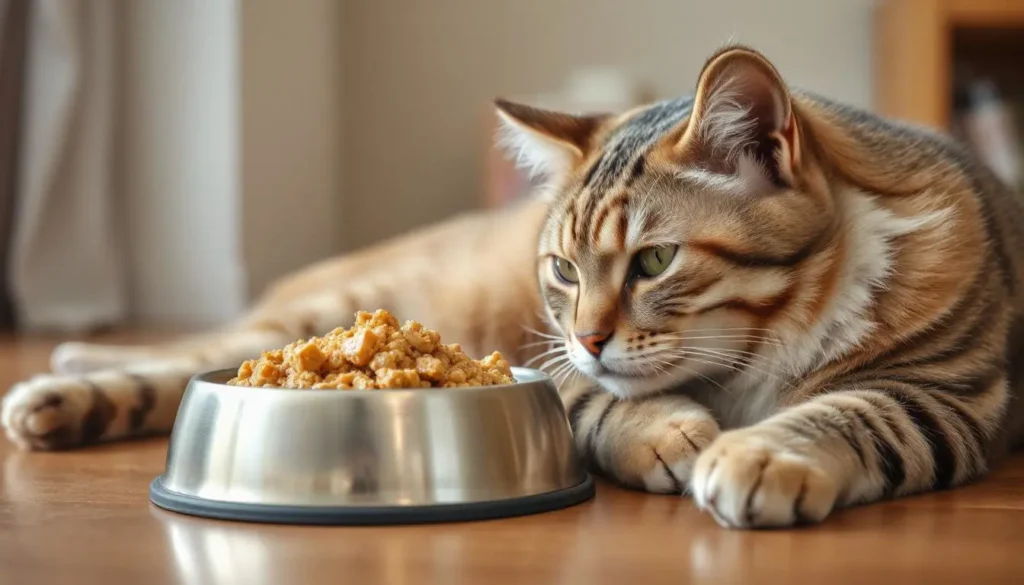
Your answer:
[678,46,800,190]
[495,99,608,180]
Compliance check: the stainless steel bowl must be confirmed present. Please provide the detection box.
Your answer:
[150,367,594,524]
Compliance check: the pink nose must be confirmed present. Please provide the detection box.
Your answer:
[576,330,612,358]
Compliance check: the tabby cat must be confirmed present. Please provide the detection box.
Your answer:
[4,46,1024,528]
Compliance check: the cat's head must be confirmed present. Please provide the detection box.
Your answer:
[497,46,836,398]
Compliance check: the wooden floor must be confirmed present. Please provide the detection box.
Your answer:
[2,334,1024,584]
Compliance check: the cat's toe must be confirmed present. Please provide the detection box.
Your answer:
[692,431,838,529]
[639,414,720,494]
[1,376,107,450]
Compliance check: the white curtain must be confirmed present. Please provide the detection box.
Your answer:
[6,0,342,333]
[11,0,125,332]
[8,0,253,333]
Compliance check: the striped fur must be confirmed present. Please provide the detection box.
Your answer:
[3,45,1023,530]
[2,201,551,450]
[500,46,1024,528]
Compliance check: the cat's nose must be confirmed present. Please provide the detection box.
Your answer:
[575,330,612,358]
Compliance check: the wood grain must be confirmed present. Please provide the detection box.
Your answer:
[946,0,1024,27]
[2,334,1024,584]
[874,0,1024,129]
[874,0,948,128]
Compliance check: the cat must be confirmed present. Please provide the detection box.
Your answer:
[4,45,1024,529]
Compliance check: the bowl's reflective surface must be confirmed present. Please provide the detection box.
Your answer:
[159,368,587,508]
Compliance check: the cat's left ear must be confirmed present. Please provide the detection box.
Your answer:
[678,46,801,190]
[495,99,609,180]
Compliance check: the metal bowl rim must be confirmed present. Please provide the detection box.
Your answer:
[149,472,595,524]
[190,366,554,397]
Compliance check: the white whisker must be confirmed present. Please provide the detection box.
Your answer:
[561,367,582,389]
[523,346,568,368]
[653,334,784,347]
[551,361,576,387]
[555,363,577,387]
[520,325,562,340]
[663,347,799,392]
[538,354,571,373]
[658,327,778,334]
[671,350,749,376]
[649,356,730,393]
[519,339,561,350]
[687,346,772,364]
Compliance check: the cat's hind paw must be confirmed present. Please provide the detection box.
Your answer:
[1,375,115,450]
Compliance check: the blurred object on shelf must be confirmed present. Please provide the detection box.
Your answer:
[1016,101,1024,188]
[953,76,1023,191]
[484,67,655,209]
[875,0,1024,131]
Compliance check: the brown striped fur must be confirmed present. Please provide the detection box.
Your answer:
[499,45,1024,527]
[3,45,1024,529]
[2,202,550,450]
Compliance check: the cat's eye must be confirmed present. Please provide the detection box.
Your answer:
[636,245,678,278]
[553,257,579,284]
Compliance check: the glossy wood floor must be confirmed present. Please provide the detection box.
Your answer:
[2,333,1024,584]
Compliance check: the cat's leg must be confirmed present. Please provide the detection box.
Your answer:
[50,329,278,374]
[3,361,200,450]
[562,383,721,493]
[690,382,1001,528]
[6,202,550,450]
[48,291,363,375]
[9,285,534,450]
[2,323,301,450]
[48,202,549,376]
[3,292,387,450]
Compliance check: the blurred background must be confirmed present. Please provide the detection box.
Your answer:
[0,0,1020,334]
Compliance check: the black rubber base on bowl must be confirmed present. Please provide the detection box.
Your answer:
[149,474,595,525]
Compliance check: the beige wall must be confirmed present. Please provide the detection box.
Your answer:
[342,0,877,250]
[122,0,247,325]
[121,0,344,325]
[240,0,343,300]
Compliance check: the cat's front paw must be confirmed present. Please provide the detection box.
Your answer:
[1,375,113,450]
[608,411,720,494]
[691,430,838,528]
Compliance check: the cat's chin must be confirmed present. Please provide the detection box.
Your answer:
[567,356,698,399]
[594,374,665,399]
[586,369,689,400]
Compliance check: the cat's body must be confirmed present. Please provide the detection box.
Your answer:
[3,46,1023,528]
[1,199,552,450]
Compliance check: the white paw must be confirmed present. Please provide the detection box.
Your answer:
[1,375,113,450]
[691,430,839,528]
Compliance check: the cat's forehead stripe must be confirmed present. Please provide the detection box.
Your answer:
[591,193,630,249]
[573,96,693,245]
[560,189,579,252]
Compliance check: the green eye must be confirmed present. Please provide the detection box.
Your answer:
[553,257,579,284]
[636,245,678,278]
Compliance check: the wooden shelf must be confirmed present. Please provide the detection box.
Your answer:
[947,0,1024,27]
[875,0,1024,129]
